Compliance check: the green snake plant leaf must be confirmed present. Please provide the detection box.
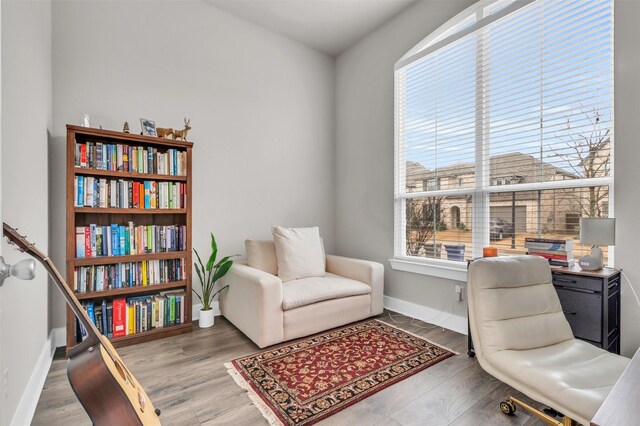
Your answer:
[193,249,205,282]
[212,259,234,283]
[211,284,230,298]
[206,233,218,272]
[193,247,205,271]
[191,288,204,305]
[214,254,240,269]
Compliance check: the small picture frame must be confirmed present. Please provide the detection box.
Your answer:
[140,118,157,137]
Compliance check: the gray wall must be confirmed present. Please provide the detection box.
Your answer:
[1,0,52,423]
[613,0,640,357]
[49,0,336,329]
[335,0,640,357]
[335,0,475,329]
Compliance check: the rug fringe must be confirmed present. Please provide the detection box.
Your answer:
[374,319,460,355]
[224,362,284,426]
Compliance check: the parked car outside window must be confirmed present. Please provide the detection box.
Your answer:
[490,218,515,240]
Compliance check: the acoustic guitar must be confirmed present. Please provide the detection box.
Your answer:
[3,223,161,425]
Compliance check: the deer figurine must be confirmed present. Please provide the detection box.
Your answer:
[172,118,191,141]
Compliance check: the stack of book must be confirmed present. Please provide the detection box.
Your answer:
[75,141,187,176]
[75,222,187,258]
[75,290,187,342]
[74,258,186,292]
[525,238,575,267]
[74,176,187,209]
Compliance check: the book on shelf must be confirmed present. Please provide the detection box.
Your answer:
[74,141,187,176]
[524,237,574,252]
[73,258,186,293]
[87,302,95,328]
[113,297,127,338]
[74,290,186,343]
[74,175,186,209]
[527,250,574,260]
[548,259,575,267]
[526,254,575,266]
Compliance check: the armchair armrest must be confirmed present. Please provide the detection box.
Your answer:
[326,255,384,315]
[219,264,284,348]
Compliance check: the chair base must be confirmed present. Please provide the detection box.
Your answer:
[500,396,576,426]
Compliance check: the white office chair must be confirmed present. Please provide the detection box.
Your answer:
[467,256,629,425]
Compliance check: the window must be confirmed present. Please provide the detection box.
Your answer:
[394,0,613,271]
[425,177,441,191]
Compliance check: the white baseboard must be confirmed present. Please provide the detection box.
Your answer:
[10,329,57,426]
[52,327,66,349]
[383,295,468,335]
[192,300,220,320]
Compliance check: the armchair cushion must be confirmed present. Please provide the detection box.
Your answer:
[272,225,325,282]
[487,339,629,424]
[470,255,573,356]
[245,239,278,276]
[282,273,371,310]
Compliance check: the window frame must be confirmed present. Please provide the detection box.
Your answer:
[391,0,615,278]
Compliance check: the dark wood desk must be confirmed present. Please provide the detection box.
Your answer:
[591,347,640,425]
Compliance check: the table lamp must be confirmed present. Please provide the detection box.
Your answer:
[578,217,615,271]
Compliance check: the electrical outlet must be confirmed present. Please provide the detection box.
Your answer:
[455,284,463,301]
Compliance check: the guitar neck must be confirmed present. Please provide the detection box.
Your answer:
[2,223,102,346]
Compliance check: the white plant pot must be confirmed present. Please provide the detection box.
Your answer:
[199,309,215,328]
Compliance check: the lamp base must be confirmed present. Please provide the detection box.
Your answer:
[578,245,604,271]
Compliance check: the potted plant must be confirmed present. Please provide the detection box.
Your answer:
[193,233,236,328]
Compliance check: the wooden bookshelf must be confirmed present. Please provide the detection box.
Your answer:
[65,124,193,352]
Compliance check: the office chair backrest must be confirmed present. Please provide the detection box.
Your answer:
[468,255,574,358]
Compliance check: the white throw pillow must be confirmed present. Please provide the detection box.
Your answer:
[272,226,326,282]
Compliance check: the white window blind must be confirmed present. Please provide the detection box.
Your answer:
[394,0,613,265]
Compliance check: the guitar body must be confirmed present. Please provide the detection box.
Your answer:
[67,339,159,426]
[2,223,161,425]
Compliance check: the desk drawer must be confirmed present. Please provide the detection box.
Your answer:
[552,273,603,293]
[555,287,602,343]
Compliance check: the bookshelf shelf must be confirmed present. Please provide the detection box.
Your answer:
[110,323,192,348]
[72,251,189,266]
[66,125,193,353]
[74,167,188,182]
[75,280,187,300]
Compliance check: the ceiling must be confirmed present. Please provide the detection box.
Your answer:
[205,0,417,56]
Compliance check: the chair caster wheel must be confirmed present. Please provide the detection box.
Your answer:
[500,400,516,416]
[543,407,560,417]
[467,349,475,358]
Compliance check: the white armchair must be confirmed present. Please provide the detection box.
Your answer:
[468,256,629,425]
[219,241,384,348]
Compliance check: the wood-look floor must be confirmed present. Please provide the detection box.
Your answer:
[33,312,548,425]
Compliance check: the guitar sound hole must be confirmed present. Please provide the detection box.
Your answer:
[115,361,128,383]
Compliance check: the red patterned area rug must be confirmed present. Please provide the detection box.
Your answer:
[225,319,456,425]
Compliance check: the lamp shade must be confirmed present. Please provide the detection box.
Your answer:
[579,218,615,246]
